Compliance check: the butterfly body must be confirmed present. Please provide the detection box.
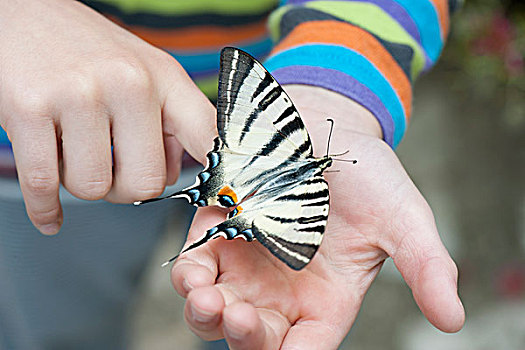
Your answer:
[139,47,334,270]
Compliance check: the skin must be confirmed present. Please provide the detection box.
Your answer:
[172,86,465,349]
[0,1,464,348]
[0,0,216,234]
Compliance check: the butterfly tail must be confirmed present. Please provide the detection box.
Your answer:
[133,190,189,206]
[159,224,222,267]
[161,217,255,267]
[160,234,210,267]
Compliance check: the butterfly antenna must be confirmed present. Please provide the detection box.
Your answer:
[331,150,349,157]
[326,118,335,156]
[333,159,357,164]
[325,119,357,164]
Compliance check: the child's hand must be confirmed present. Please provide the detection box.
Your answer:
[0,0,216,234]
[171,86,465,349]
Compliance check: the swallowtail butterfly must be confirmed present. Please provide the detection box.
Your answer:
[136,47,335,270]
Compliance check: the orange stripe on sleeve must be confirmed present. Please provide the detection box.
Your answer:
[110,18,268,50]
[273,21,413,119]
[429,0,450,39]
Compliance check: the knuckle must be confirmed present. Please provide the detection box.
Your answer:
[129,172,166,199]
[30,206,61,226]
[13,91,52,118]
[398,199,435,231]
[64,74,101,103]
[23,168,58,196]
[110,58,152,92]
[156,49,183,73]
[70,176,112,200]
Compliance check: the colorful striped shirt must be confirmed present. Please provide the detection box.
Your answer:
[0,0,458,175]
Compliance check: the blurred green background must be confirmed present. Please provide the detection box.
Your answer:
[127,1,525,348]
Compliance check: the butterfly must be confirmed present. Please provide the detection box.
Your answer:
[135,47,337,270]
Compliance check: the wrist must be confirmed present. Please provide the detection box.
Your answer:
[282,85,383,140]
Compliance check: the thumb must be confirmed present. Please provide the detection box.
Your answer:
[385,202,465,333]
[158,58,217,165]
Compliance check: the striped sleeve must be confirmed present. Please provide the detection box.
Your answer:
[78,0,278,97]
[265,0,459,148]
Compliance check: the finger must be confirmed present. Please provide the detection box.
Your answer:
[171,207,224,297]
[385,202,465,332]
[60,110,112,200]
[9,117,62,234]
[171,259,217,298]
[104,93,166,203]
[280,320,346,350]
[223,302,289,350]
[184,286,226,341]
[158,59,217,165]
[164,133,183,186]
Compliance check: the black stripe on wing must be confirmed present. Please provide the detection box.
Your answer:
[265,214,328,225]
[248,175,330,270]
[242,115,308,171]
[276,188,330,202]
[250,73,274,102]
[217,47,313,157]
[217,48,255,147]
[239,85,281,144]
[252,226,322,271]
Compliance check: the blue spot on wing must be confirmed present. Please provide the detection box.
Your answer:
[198,172,211,183]
[224,227,238,239]
[228,207,238,219]
[219,195,235,207]
[197,199,207,207]
[209,153,219,169]
[187,189,200,202]
[242,229,253,241]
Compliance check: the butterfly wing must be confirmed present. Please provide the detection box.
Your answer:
[248,175,330,270]
[179,171,330,270]
[138,47,333,270]
[217,47,313,160]
[148,47,316,208]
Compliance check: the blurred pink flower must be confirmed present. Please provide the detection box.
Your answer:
[494,262,525,299]
[472,13,523,76]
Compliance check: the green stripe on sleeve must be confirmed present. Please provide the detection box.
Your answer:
[305,1,425,77]
[272,1,426,78]
[92,0,279,15]
[268,5,291,41]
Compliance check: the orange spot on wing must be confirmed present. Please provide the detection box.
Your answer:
[236,205,243,215]
[218,185,238,204]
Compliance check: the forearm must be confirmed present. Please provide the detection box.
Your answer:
[285,85,382,137]
[284,85,383,156]
[268,0,456,148]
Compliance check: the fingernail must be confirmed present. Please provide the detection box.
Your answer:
[190,304,216,323]
[40,223,60,235]
[448,272,464,311]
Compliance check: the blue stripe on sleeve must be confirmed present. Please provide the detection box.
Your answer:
[264,44,406,146]
[393,0,443,62]
[0,128,10,147]
[167,37,273,73]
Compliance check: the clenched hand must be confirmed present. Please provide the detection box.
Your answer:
[0,0,215,234]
